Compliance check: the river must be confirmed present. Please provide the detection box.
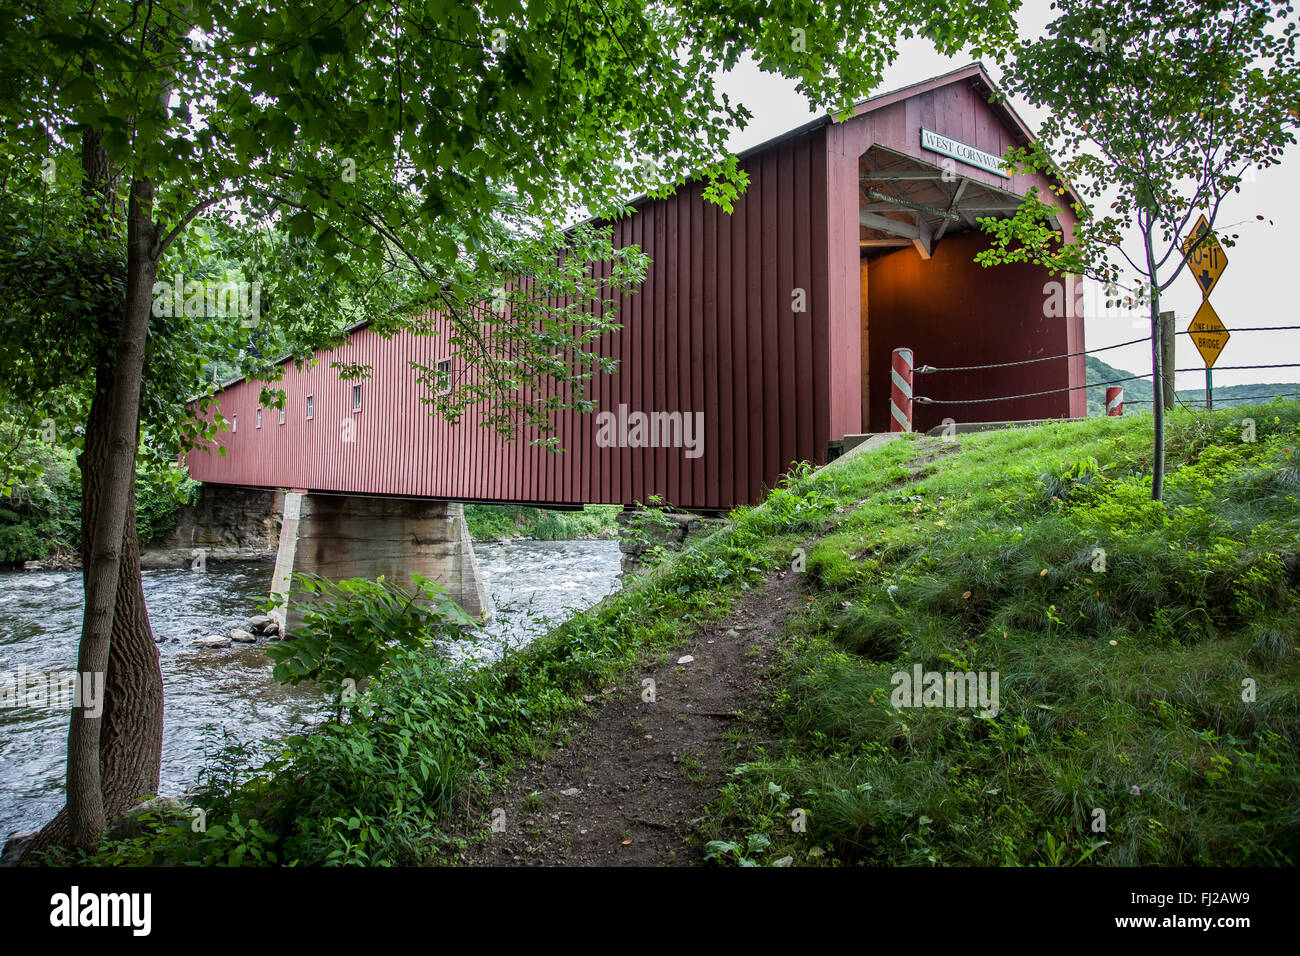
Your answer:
[0,539,622,839]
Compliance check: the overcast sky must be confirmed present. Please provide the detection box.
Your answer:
[715,0,1298,393]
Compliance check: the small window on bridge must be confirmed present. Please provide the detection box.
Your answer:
[256,407,262,429]
[279,406,286,425]
[436,358,452,395]
[352,384,362,411]
[232,414,237,433]
[306,395,314,420]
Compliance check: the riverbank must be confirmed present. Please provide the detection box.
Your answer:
[28,401,1300,866]
[464,503,622,542]
[0,561,320,841]
[1,541,623,848]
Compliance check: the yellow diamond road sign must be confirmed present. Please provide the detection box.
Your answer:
[1188,300,1230,368]
[1182,213,1228,298]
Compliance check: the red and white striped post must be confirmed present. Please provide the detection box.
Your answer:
[890,347,914,433]
[1105,386,1124,417]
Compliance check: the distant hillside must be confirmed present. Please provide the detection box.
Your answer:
[1085,355,1299,415]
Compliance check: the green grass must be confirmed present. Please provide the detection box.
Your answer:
[702,404,1300,866]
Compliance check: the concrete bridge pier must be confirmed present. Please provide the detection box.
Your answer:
[270,492,492,632]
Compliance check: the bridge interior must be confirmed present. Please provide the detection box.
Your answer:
[854,146,1080,433]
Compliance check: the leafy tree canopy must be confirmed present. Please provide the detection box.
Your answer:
[1,0,1023,444]
[979,0,1299,296]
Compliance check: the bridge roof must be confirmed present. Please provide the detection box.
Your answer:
[577,61,1082,225]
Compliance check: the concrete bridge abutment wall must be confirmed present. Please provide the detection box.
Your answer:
[270,492,492,631]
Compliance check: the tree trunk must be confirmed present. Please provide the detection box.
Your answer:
[25,132,165,856]
[59,178,159,848]
[29,361,163,852]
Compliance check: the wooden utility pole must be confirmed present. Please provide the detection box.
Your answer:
[1159,310,1176,410]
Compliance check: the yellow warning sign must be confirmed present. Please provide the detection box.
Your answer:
[1188,300,1230,368]
[1181,214,1228,299]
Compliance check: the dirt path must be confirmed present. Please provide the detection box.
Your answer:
[458,569,801,866]
[455,437,955,867]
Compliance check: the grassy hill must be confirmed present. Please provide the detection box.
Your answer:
[698,405,1300,865]
[1086,355,1300,415]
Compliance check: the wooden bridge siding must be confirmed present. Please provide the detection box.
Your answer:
[621,139,829,508]
[760,151,780,491]
[187,131,831,510]
[865,79,1056,198]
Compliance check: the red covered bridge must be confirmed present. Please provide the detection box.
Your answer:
[184,63,1085,620]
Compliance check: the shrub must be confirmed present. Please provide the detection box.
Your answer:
[267,573,475,717]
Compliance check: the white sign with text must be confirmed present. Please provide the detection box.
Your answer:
[920,127,1010,178]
